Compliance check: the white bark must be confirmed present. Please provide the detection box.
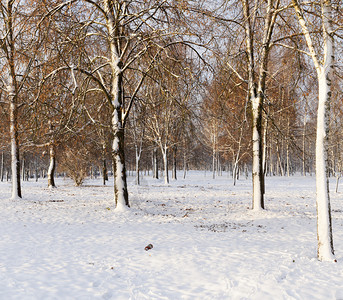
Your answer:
[286,118,290,177]
[103,0,129,209]
[9,84,21,200]
[302,98,308,176]
[112,134,128,211]
[48,143,56,188]
[252,95,263,210]
[316,71,335,261]
[183,150,187,179]
[162,145,169,184]
[212,146,216,180]
[242,0,278,210]
[292,0,335,261]
[262,117,268,176]
[172,146,177,180]
[212,126,217,180]
[135,146,141,185]
[335,175,340,193]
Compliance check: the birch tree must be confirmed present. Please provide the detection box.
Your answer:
[292,0,336,261]
[214,0,281,208]
[45,0,184,209]
[126,103,145,185]
[28,70,82,188]
[246,0,281,209]
[0,0,45,198]
[203,58,251,185]
[144,45,195,185]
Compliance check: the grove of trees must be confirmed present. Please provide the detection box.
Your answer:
[1,0,343,261]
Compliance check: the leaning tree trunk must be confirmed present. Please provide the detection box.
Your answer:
[48,143,56,188]
[9,84,21,199]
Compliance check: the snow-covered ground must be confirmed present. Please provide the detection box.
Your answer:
[1,171,343,300]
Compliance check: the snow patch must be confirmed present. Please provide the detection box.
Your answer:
[0,172,342,299]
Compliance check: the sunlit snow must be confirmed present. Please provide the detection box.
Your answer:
[1,171,343,299]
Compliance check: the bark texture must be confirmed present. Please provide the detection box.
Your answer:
[9,84,21,199]
[292,0,335,261]
[48,143,56,188]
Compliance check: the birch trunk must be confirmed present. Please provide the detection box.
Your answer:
[112,122,129,209]
[316,0,335,261]
[153,148,159,179]
[172,146,177,180]
[233,161,238,186]
[262,117,268,176]
[9,84,21,199]
[1,152,4,182]
[212,132,216,179]
[162,145,169,184]
[104,0,129,209]
[112,109,129,209]
[242,0,278,210]
[276,141,284,176]
[48,143,56,188]
[183,149,187,179]
[302,123,307,176]
[135,146,141,185]
[302,98,308,176]
[21,157,25,181]
[293,0,335,261]
[252,95,264,209]
[286,118,290,177]
[152,150,155,178]
[316,69,334,260]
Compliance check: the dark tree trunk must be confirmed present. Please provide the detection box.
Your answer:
[102,159,108,186]
[172,146,177,180]
[153,148,159,179]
